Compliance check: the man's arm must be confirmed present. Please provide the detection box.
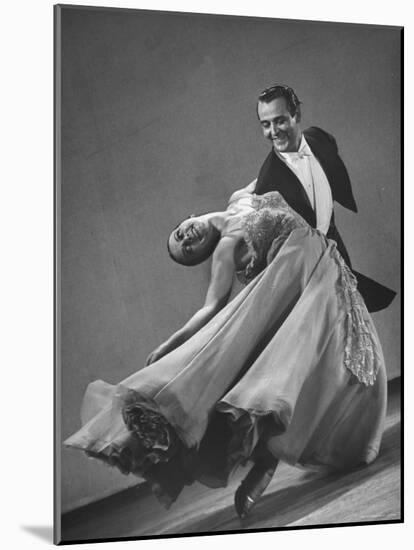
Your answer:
[241,178,257,193]
[305,126,357,213]
[228,178,257,205]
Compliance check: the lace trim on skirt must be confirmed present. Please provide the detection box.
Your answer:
[333,248,378,386]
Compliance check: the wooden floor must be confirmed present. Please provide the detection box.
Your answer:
[61,380,401,543]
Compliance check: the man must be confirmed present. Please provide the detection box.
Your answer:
[240,84,394,312]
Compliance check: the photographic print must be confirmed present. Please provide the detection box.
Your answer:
[54,4,402,544]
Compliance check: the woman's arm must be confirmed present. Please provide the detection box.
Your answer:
[146,237,236,365]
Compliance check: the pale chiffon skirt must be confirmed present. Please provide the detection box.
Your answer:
[64,228,387,506]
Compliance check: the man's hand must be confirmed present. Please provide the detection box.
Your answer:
[228,179,257,205]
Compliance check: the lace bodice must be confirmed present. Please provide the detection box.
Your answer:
[224,191,307,283]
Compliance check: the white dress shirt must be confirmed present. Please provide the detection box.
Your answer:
[278,135,333,234]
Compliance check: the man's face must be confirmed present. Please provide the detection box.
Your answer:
[257,97,301,153]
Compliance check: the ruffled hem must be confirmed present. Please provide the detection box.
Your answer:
[65,390,293,508]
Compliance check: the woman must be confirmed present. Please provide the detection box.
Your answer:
[64,189,387,518]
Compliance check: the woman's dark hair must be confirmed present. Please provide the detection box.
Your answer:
[167,216,221,267]
[257,84,302,120]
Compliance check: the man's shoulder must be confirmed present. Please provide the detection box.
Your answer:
[304,126,338,151]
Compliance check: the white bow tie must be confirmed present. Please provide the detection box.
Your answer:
[283,149,310,162]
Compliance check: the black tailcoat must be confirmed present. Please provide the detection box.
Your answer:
[254,126,395,312]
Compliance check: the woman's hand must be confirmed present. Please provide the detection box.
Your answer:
[145,343,170,366]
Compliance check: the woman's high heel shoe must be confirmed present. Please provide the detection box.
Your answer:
[234,457,278,519]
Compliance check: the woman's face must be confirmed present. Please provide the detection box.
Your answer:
[168,216,215,265]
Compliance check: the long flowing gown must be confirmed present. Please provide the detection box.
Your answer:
[63,191,387,507]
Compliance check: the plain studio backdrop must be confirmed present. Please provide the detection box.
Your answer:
[57,6,401,513]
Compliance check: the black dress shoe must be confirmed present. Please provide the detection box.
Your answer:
[234,457,278,518]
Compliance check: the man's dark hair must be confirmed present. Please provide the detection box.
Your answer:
[257,84,302,120]
[167,217,220,267]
